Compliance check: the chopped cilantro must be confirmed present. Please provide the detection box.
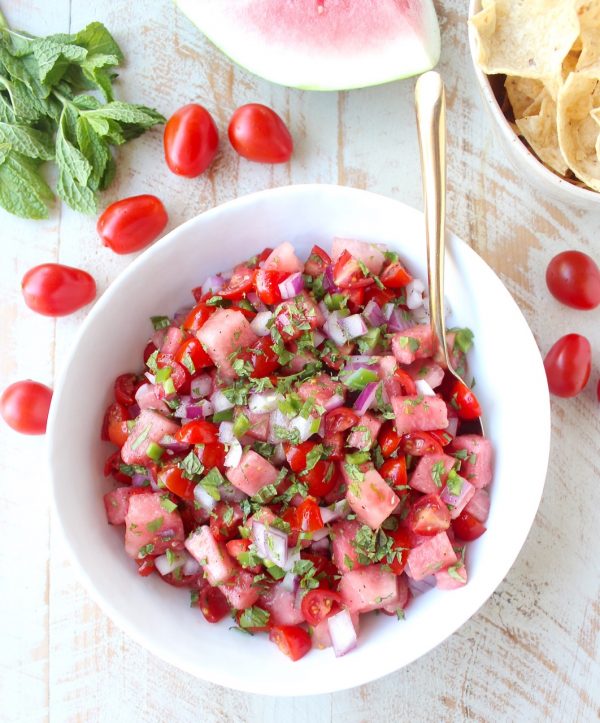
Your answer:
[200,467,226,501]
[212,408,234,423]
[239,606,270,629]
[304,443,325,472]
[179,451,204,480]
[233,412,251,438]
[146,349,159,374]
[251,483,278,504]
[447,564,465,582]
[449,327,474,355]
[180,353,196,376]
[446,469,463,496]
[273,425,301,445]
[344,462,365,483]
[397,336,420,353]
[130,424,151,451]
[150,315,170,330]
[160,496,178,513]
[138,543,155,559]
[431,460,445,488]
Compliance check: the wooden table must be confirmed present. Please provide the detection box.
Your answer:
[2,2,599,721]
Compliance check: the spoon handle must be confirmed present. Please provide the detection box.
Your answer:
[415,71,451,371]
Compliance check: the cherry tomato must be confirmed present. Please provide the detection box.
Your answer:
[285,442,337,497]
[103,450,131,484]
[175,419,219,445]
[429,429,453,447]
[380,261,412,289]
[255,269,286,305]
[304,245,331,277]
[174,337,212,373]
[347,287,365,314]
[136,559,156,577]
[209,501,243,541]
[363,286,395,308]
[269,625,311,661]
[219,267,256,300]
[102,402,130,447]
[162,570,201,589]
[196,442,227,471]
[158,464,195,500]
[197,585,230,623]
[387,526,413,574]
[324,407,359,436]
[97,194,168,254]
[379,457,408,491]
[284,440,316,472]
[450,379,481,420]
[164,103,219,177]
[228,103,293,163]
[156,352,189,392]
[0,380,52,435]
[323,431,345,460]
[546,250,600,310]
[300,552,339,587]
[183,302,213,331]
[143,340,158,365]
[295,497,324,532]
[114,373,139,407]
[249,337,279,378]
[378,420,402,458]
[332,250,373,289]
[386,368,417,397]
[452,510,487,541]
[225,538,251,560]
[544,333,591,398]
[321,341,355,372]
[21,263,96,317]
[408,494,451,536]
[300,589,342,626]
[400,431,443,457]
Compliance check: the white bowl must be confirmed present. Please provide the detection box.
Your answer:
[48,185,550,696]
[467,0,600,210]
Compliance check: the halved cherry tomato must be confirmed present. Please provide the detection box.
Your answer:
[136,559,156,577]
[143,341,157,364]
[0,380,53,435]
[386,368,417,397]
[333,250,373,289]
[380,261,412,289]
[300,552,339,587]
[175,337,212,373]
[183,302,213,331]
[284,440,317,472]
[225,538,251,559]
[387,526,413,574]
[400,431,443,457]
[114,373,139,407]
[164,103,219,177]
[450,379,481,420]
[363,286,394,307]
[209,502,243,541]
[255,269,287,305]
[321,341,354,372]
[103,450,131,484]
[103,402,130,447]
[546,250,600,310]
[347,287,365,314]
[158,463,195,500]
[300,589,342,626]
[161,570,201,589]
[452,510,487,541]
[544,333,591,398]
[198,585,230,623]
[286,443,338,498]
[249,337,279,378]
[228,104,293,164]
[175,419,219,445]
[379,456,408,492]
[97,195,168,254]
[219,267,256,301]
[323,431,345,460]
[429,429,453,447]
[408,494,451,536]
[269,625,311,661]
[21,263,96,317]
[196,442,226,471]
[378,420,402,458]
[295,497,324,532]
[156,352,189,392]
[324,407,359,436]
[304,245,331,277]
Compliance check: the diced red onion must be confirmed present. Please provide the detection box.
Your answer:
[161,326,185,355]
[310,537,330,554]
[190,374,212,399]
[323,311,347,346]
[278,272,304,300]
[280,572,299,592]
[131,472,150,488]
[318,300,331,320]
[220,483,248,503]
[159,435,189,453]
[194,483,217,512]
[388,306,414,332]
[406,279,426,310]
[224,439,242,468]
[211,389,234,413]
[414,379,435,397]
[282,546,301,573]
[353,382,379,416]
[173,395,192,418]
[323,393,345,412]
[362,299,384,328]
[313,330,325,347]
[272,443,286,465]
[290,415,319,443]
[182,555,201,576]
[328,609,358,657]
[173,306,192,326]
[446,416,459,438]
[183,404,206,420]
[268,409,291,443]
[252,521,288,567]
[249,391,280,413]
[155,551,186,575]
[340,314,368,340]
[294,586,306,611]
[382,303,395,321]
[128,403,140,418]
[202,274,225,295]
[218,421,235,444]
[408,575,436,596]
[323,265,337,292]
[250,311,273,337]
[145,372,156,384]
[441,478,475,519]
[311,526,330,542]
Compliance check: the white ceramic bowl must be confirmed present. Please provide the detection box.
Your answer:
[48,185,550,696]
[467,0,600,210]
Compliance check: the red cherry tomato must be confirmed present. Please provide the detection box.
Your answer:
[347,287,366,314]
[269,625,311,661]
[183,302,213,331]
[324,407,359,436]
[219,267,256,301]
[452,510,487,541]
[408,494,451,536]
[136,559,156,577]
[209,501,243,541]
[103,402,131,447]
[378,420,401,457]
[400,431,443,457]
[332,250,373,289]
[164,103,219,177]
[379,457,408,492]
[323,431,345,460]
[225,538,251,560]
[156,353,189,393]
[114,373,139,407]
[174,337,213,373]
[254,269,286,305]
[103,450,131,484]
[364,286,395,307]
[285,441,337,497]
[380,261,412,289]
[158,464,195,500]
[21,263,96,317]
[0,380,52,435]
[175,419,219,445]
[300,589,342,626]
[300,552,339,588]
[196,442,226,471]
[546,250,600,310]
[295,497,324,533]
[304,245,331,277]
[544,333,591,398]
[97,195,168,254]
[450,379,482,420]
[387,526,413,574]
[389,368,417,396]
[228,104,293,164]
[249,337,279,378]
[197,585,230,623]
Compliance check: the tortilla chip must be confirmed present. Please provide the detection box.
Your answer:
[505,77,546,119]
[516,93,569,175]
[557,69,600,190]
[575,0,600,70]
[470,0,579,79]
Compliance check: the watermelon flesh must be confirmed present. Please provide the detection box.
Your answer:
[176,0,441,91]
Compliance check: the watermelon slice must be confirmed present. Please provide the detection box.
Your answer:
[175,0,441,91]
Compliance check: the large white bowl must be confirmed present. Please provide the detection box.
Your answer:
[48,185,550,696]
[468,0,600,210]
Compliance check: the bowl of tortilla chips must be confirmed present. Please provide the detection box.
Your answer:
[468,0,600,208]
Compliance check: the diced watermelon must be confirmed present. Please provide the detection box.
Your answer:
[263,241,304,274]
[382,573,410,613]
[409,453,456,495]
[331,519,365,573]
[441,476,475,519]
[435,562,467,590]
[121,409,180,465]
[338,564,399,613]
[124,492,185,559]
[297,373,344,407]
[346,412,381,451]
[220,569,260,610]
[453,435,493,489]
[391,325,435,365]
[391,394,448,435]
[464,488,491,522]
[103,486,146,525]
[134,383,170,414]
[436,331,465,371]
[226,450,279,496]
[378,355,397,380]
[245,410,270,442]
[286,347,318,373]
[260,583,305,625]
[345,468,399,530]
[331,238,385,275]
[406,531,457,581]
[185,525,237,585]
[196,308,258,379]
[405,359,445,389]
[161,326,185,355]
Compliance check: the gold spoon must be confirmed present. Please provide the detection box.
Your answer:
[414,71,484,436]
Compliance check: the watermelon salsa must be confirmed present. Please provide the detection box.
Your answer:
[101,238,492,661]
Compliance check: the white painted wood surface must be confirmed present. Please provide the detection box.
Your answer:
[1,1,599,721]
